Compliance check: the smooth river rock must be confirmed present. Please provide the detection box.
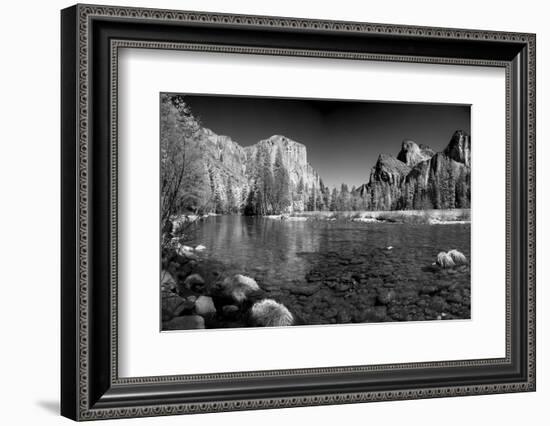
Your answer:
[161,293,187,321]
[194,296,216,317]
[219,274,261,303]
[183,273,205,291]
[289,283,321,296]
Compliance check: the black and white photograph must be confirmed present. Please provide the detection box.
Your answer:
[160,94,472,331]
[52,2,538,421]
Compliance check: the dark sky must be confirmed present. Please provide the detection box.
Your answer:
[181,94,470,189]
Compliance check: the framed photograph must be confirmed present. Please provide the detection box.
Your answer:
[61,4,536,421]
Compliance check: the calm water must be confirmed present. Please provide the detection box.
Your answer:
[184,216,471,325]
[187,215,470,291]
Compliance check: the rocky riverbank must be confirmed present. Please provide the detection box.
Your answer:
[161,236,470,330]
[161,243,296,330]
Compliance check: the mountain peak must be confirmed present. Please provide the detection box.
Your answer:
[370,154,412,184]
[264,134,303,146]
[397,139,434,167]
[444,130,471,166]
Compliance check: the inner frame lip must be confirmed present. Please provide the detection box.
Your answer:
[110,39,511,385]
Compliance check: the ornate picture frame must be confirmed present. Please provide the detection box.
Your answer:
[61,4,535,420]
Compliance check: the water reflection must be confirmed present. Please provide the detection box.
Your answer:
[186,216,470,291]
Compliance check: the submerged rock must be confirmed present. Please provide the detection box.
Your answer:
[250,299,294,327]
[377,289,397,305]
[289,283,321,296]
[420,285,438,295]
[323,308,338,319]
[446,292,463,304]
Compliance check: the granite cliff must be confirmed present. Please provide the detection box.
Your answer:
[357,130,471,210]
[181,126,322,214]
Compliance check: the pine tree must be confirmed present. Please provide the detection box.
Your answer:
[261,151,274,214]
[244,190,257,216]
[273,147,291,213]
[244,150,264,215]
[330,187,339,211]
[322,186,331,211]
[307,187,318,211]
[297,177,305,196]
[227,179,237,213]
[339,183,351,211]
[429,168,440,209]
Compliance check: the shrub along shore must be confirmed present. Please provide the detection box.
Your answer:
[265,208,470,225]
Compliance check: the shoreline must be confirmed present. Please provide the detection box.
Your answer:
[174,209,471,225]
[180,209,471,225]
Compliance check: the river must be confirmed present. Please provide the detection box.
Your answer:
[184,215,471,325]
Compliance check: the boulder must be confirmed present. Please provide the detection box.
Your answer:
[183,273,205,292]
[161,293,187,321]
[250,299,294,327]
[163,315,205,330]
[176,244,198,260]
[173,298,195,316]
[447,249,468,266]
[222,305,239,318]
[436,252,455,269]
[194,296,216,317]
[177,260,198,280]
[160,270,177,292]
[217,274,261,303]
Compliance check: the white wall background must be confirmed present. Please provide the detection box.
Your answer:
[0,0,546,424]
